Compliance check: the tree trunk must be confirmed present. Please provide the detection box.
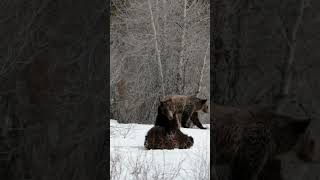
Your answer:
[177,0,188,94]
[274,0,306,112]
[196,41,210,96]
[148,0,165,96]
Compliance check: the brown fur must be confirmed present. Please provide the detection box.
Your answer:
[158,95,208,129]
[155,102,180,130]
[144,126,194,150]
[212,103,311,180]
[161,95,208,113]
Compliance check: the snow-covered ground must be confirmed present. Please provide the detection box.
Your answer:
[110,119,210,180]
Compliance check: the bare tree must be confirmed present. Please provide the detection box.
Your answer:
[148,0,165,96]
[274,0,308,112]
[111,0,209,123]
[196,41,210,97]
[177,0,188,94]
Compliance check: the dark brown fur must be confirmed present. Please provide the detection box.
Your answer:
[212,104,311,180]
[144,126,194,150]
[158,95,208,129]
[155,102,180,130]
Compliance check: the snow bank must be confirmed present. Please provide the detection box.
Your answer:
[110,120,210,180]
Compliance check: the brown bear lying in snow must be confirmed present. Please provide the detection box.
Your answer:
[144,126,194,150]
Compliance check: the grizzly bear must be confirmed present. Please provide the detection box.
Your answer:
[144,126,194,150]
[154,100,180,131]
[156,95,208,129]
[212,103,311,180]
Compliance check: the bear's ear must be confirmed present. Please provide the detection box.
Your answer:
[159,97,164,102]
[201,99,207,104]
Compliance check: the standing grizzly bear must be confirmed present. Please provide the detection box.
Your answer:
[156,95,208,129]
[212,103,312,180]
[144,126,194,150]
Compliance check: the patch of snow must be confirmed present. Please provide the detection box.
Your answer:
[110,119,119,125]
[110,121,210,180]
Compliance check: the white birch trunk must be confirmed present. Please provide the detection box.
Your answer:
[196,41,210,96]
[148,0,165,96]
[177,0,187,94]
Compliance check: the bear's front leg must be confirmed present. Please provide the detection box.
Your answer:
[190,112,207,129]
[181,105,193,128]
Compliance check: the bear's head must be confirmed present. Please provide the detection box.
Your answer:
[158,98,176,120]
[195,98,208,113]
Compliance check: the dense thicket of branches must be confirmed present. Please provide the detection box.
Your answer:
[213,0,320,179]
[111,0,210,124]
[0,1,107,179]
